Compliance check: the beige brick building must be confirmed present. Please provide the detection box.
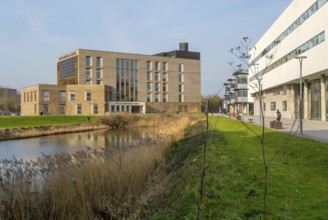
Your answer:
[21,43,201,115]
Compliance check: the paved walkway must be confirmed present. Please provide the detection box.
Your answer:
[213,113,328,144]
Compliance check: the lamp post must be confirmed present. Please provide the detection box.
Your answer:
[295,56,307,135]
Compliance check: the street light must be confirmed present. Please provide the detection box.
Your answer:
[295,56,307,135]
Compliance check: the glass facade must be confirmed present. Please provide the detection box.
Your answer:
[309,79,321,120]
[58,57,76,80]
[116,58,139,101]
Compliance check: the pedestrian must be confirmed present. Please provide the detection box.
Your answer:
[276,109,281,122]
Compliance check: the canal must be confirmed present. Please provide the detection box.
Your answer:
[0,128,153,160]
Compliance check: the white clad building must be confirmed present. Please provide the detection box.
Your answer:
[249,0,328,121]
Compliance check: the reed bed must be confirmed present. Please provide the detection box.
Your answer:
[0,115,196,219]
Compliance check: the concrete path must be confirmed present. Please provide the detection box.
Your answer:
[212,113,328,144]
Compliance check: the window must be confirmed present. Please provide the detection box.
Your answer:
[163,72,167,82]
[60,105,65,115]
[34,91,37,101]
[70,91,75,101]
[96,57,102,68]
[155,82,159,92]
[147,61,151,70]
[85,91,91,101]
[179,84,183,93]
[43,104,49,115]
[59,91,66,101]
[96,80,102,85]
[96,69,101,79]
[179,73,184,83]
[163,93,167,102]
[283,101,287,111]
[155,61,159,70]
[162,62,167,71]
[43,90,49,101]
[155,93,159,102]
[155,72,159,81]
[179,94,184,102]
[147,72,151,81]
[163,83,167,92]
[93,104,98,114]
[86,79,91,85]
[147,82,151,91]
[76,104,82,114]
[86,56,91,67]
[270,102,276,110]
[86,68,91,78]
[178,64,184,72]
[147,93,151,102]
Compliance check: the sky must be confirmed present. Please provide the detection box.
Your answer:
[0,0,291,96]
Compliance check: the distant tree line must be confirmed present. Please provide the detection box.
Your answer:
[201,94,223,113]
[0,87,20,115]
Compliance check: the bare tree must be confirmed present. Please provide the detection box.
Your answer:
[229,37,280,219]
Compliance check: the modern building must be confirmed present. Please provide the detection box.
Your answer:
[248,0,328,121]
[21,43,201,115]
[223,71,252,115]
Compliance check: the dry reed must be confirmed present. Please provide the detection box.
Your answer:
[0,115,196,219]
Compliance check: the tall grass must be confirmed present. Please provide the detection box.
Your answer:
[0,115,195,219]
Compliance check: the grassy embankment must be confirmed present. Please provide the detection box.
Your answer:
[145,116,328,219]
[0,115,100,129]
[0,115,196,219]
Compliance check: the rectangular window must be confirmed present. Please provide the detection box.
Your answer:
[155,82,160,91]
[179,94,184,102]
[76,104,82,114]
[86,79,91,85]
[147,82,151,91]
[96,57,102,68]
[270,102,276,110]
[34,91,37,101]
[155,61,159,71]
[163,72,167,82]
[147,71,151,81]
[86,68,91,78]
[178,64,184,72]
[43,90,49,101]
[86,56,91,67]
[147,93,151,102]
[42,104,49,114]
[70,91,75,101]
[93,104,98,114]
[155,72,159,81]
[96,80,102,85]
[85,91,91,101]
[163,83,167,92]
[179,73,184,83]
[162,62,167,71]
[283,101,287,111]
[59,91,66,102]
[179,84,183,93]
[96,69,101,79]
[60,104,65,115]
[155,93,159,102]
[146,61,151,70]
[163,93,167,102]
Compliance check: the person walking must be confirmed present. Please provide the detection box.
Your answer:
[276,109,281,122]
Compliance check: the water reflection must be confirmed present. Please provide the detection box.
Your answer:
[0,128,153,161]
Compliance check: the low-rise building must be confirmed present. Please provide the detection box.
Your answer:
[21,43,201,115]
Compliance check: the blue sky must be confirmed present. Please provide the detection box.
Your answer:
[0,0,291,95]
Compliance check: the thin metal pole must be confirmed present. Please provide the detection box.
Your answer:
[296,56,307,135]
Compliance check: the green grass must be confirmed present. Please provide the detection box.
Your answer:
[0,115,100,128]
[149,116,328,219]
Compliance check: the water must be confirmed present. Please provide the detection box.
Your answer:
[0,128,151,161]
